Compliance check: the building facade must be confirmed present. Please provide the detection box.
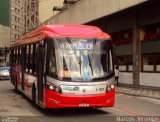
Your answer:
[39,0,64,23]
[39,0,79,23]
[43,0,160,89]
[10,0,39,43]
[0,0,10,66]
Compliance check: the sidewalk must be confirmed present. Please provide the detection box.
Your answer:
[116,86,160,100]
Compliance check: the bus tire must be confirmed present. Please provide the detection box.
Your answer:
[32,84,36,104]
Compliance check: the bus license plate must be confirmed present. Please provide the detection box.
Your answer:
[79,103,89,107]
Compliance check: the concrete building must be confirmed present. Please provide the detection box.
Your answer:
[10,0,66,43]
[43,0,160,89]
[39,0,64,23]
[0,0,10,66]
[39,0,79,23]
[10,0,39,43]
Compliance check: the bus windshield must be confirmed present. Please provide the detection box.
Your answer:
[48,38,114,82]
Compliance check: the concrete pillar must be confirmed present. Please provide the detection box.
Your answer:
[132,11,141,87]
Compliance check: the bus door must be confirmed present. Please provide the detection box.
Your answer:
[37,41,45,103]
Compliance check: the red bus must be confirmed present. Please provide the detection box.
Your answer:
[10,24,115,109]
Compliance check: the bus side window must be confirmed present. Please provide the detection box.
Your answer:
[11,49,15,64]
[25,45,29,73]
[24,46,27,73]
[15,47,18,64]
[49,49,57,76]
[30,44,34,74]
[17,46,21,64]
[14,48,17,64]
[20,47,23,66]
[28,44,31,73]
[48,41,57,77]
[10,49,13,64]
[24,43,37,75]
[34,43,39,75]
[32,43,37,75]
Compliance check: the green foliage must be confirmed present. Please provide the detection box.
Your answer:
[0,0,9,26]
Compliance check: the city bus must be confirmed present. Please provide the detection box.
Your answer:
[10,24,115,109]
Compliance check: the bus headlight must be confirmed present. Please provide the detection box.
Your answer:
[46,81,62,93]
[111,84,115,89]
[106,84,115,92]
[49,85,54,90]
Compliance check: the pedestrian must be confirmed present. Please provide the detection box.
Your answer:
[115,66,119,86]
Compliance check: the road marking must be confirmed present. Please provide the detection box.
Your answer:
[17,99,25,102]
[112,107,160,122]
[116,93,133,99]
[123,95,133,99]
[13,95,22,100]
[116,93,124,97]
[112,107,144,116]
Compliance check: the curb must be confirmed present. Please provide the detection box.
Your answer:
[116,91,160,100]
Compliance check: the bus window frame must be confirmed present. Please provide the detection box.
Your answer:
[46,37,115,82]
[46,38,58,79]
[11,41,45,77]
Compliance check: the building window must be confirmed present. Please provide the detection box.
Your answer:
[142,54,160,72]
[18,0,20,5]
[15,17,17,21]
[112,29,132,46]
[113,29,133,72]
[18,18,20,23]
[15,34,17,39]
[142,23,160,41]
[18,9,20,14]
[142,54,154,72]
[15,8,17,13]
[117,55,133,72]
[15,25,17,31]
[140,23,160,73]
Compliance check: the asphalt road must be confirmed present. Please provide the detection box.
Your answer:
[0,80,160,122]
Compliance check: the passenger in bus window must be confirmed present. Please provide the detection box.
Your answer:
[115,66,119,86]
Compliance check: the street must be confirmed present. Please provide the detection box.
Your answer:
[0,80,160,122]
[1,0,160,122]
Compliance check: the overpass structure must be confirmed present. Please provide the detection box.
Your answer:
[43,0,160,90]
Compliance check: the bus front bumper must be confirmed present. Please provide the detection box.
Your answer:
[44,88,115,108]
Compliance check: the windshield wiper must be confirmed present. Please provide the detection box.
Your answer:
[66,37,82,75]
[88,54,94,76]
[87,38,97,76]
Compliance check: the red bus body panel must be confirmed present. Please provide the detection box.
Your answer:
[44,89,115,108]
[12,25,111,47]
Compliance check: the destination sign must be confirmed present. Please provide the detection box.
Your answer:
[60,43,93,50]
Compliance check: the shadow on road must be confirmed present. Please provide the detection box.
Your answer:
[0,80,111,117]
[20,92,109,117]
[42,108,108,117]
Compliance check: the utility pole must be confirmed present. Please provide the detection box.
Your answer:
[23,0,39,34]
